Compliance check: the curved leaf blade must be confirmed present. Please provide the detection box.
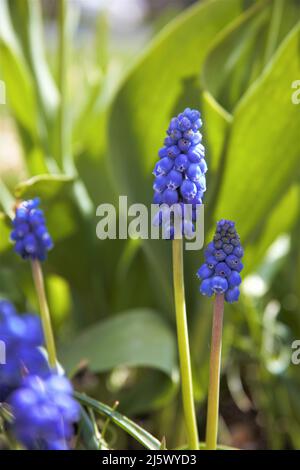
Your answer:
[75,392,161,450]
[214,24,300,244]
[60,309,177,379]
[15,174,74,200]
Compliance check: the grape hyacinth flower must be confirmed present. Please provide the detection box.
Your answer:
[0,300,50,402]
[10,198,57,368]
[11,198,53,262]
[153,109,204,449]
[197,220,244,450]
[152,108,207,238]
[197,220,244,303]
[9,374,80,450]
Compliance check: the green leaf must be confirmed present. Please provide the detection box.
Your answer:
[213,23,300,244]
[202,0,300,115]
[244,185,299,274]
[0,0,38,136]
[75,392,161,450]
[14,0,59,119]
[109,0,244,204]
[115,369,178,415]
[202,0,271,113]
[60,309,177,379]
[14,174,74,200]
[77,407,103,450]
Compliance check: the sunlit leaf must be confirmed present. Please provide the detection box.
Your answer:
[213,24,300,245]
[60,309,178,379]
[0,0,38,136]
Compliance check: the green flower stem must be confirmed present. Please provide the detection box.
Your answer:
[205,293,224,450]
[172,238,199,450]
[31,259,57,369]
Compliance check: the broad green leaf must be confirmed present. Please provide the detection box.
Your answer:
[15,174,74,200]
[11,0,59,119]
[202,91,232,174]
[60,309,177,379]
[213,24,300,244]
[244,185,299,274]
[264,0,300,64]
[109,0,244,204]
[75,392,161,450]
[115,369,178,415]
[201,1,272,208]
[202,0,271,113]
[203,0,300,111]
[0,0,38,136]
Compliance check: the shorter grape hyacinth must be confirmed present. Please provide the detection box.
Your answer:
[0,300,50,402]
[9,374,80,450]
[11,198,53,261]
[197,220,244,303]
[152,108,207,237]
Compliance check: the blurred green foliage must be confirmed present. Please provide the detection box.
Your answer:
[1,0,300,449]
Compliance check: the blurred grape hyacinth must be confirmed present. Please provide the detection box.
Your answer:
[197,220,244,303]
[11,198,53,261]
[0,300,50,402]
[152,108,207,238]
[9,374,80,450]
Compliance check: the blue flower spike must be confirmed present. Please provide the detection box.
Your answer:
[197,220,244,303]
[201,222,244,450]
[152,108,207,237]
[9,374,80,450]
[11,198,53,262]
[10,198,57,369]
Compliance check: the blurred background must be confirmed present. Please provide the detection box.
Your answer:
[1,0,300,450]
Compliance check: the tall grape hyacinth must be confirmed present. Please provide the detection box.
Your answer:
[9,374,80,450]
[197,220,244,303]
[154,108,205,449]
[152,108,207,237]
[11,198,53,261]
